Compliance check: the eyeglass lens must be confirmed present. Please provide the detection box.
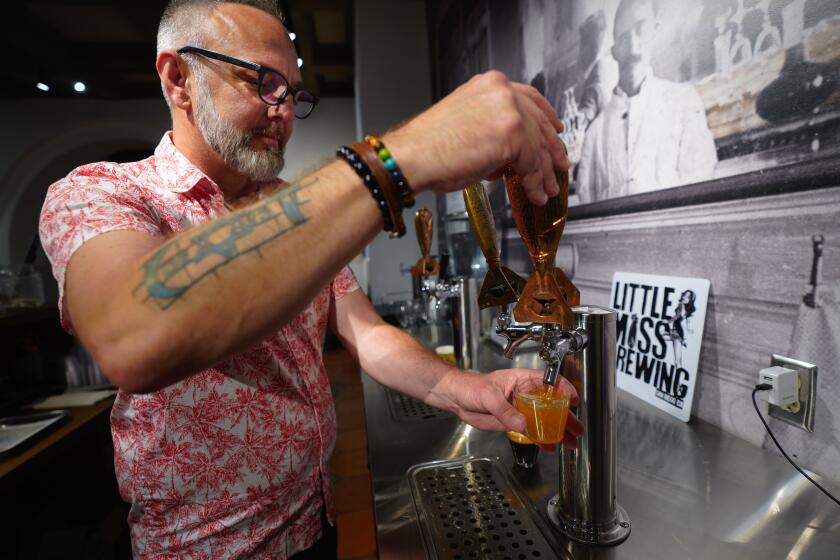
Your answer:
[260,70,315,118]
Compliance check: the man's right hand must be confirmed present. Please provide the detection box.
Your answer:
[383,70,570,206]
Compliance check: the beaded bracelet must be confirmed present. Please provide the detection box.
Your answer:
[351,140,406,238]
[336,145,395,233]
[363,135,415,209]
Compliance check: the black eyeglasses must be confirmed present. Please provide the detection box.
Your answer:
[177,46,318,119]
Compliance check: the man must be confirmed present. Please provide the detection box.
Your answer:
[576,0,718,203]
[573,10,617,128]
[38,1,578,558]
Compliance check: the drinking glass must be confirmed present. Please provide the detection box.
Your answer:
[506,431,539,469]
[514,384,570,445]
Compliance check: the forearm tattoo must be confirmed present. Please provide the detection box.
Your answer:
[136,179,313,309]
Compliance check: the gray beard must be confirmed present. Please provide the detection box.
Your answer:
[193,73,286,181]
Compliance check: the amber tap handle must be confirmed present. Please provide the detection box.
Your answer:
[464,184,500,265]
[411,208,439,276]
[463,184,525,308]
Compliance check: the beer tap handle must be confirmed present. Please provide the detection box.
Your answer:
[412,208,439,276]
[463,183,525,308]
[415,208,433,257]
[464,183,501,266]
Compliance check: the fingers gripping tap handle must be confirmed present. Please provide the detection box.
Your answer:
[503,166,576,327]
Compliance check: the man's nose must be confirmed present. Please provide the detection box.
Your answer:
[627,30,642,53]
[268,96,294,120]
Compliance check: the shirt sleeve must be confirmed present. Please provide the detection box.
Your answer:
[677,86,718,185]
[576,120,598,204]
[38,163,162,332]
[330,265,360,301]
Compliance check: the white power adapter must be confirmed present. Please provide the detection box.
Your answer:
[759,366,798,406]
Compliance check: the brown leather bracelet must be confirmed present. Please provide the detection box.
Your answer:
[351,140,406,238]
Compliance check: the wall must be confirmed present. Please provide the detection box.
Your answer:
[355,0,435,304]
[431,0,840,485]
[498,186,840,484]
[278,97,366,290]
[0,95,358,293]
[0,99,170,267]
[281,97,358,182]
[466,184,840,485]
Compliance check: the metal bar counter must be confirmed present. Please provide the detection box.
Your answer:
[361,325,840,559]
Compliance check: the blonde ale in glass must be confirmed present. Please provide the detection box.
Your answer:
[435,345,456,363]
[514,385,570,445]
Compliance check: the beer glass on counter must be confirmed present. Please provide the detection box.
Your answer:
[506,430,539,469]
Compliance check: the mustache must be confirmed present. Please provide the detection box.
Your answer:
[252,126,284,141]
[242,126,286,154]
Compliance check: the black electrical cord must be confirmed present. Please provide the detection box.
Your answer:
[752,384,840,507]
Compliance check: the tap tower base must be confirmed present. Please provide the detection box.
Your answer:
[546,305,631,546]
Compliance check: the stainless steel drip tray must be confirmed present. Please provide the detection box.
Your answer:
[407,456,562,560]
[386,388,452,422]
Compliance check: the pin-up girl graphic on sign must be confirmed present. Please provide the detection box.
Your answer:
[666,289,696,368]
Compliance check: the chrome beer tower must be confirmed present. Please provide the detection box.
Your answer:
[411,208,480,370]
[423,275,480,371]
[464,178,631,547]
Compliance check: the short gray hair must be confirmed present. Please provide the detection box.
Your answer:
[157,0,285,107]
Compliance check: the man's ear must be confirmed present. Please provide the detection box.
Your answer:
[157,51,192,111]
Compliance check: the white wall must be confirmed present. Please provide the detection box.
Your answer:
[281,97,357,181]
[501,185,840,484]
[355,0,435,304]
[280,98,367,290]
[0,96,359,291]
[1,1,434,306]
[0,99,171,267]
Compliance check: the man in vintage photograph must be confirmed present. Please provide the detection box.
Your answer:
[576,0,718,203]
[37,0,579,558]
[573,10,617,129]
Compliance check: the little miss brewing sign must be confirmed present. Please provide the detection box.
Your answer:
[610,272,710,422]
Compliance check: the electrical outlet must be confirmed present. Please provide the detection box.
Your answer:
[767,354,817,432]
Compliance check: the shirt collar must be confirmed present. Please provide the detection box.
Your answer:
[154,131,219,195]
[612,67,654,101]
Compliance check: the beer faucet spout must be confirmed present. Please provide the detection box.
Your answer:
[539,328,587,385]
[496,311,545,359]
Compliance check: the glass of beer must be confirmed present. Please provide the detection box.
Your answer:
[435,345,456,363]
[514,384,570,445]
[506,431,539,469]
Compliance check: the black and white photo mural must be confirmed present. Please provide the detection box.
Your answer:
[432,0,840,485]
[432,0,840,210]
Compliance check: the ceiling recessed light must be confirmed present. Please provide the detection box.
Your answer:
[36,82,50,92]
[289,32,296,41]
[297,58,303,68]
[73,81,87,93]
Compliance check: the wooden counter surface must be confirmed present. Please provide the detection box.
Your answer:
[0,397,114,490]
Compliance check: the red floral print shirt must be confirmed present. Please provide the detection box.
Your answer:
[39,132,359,559]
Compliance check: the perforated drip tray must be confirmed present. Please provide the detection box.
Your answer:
[408,457,559,560]
[387,388,452,422]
